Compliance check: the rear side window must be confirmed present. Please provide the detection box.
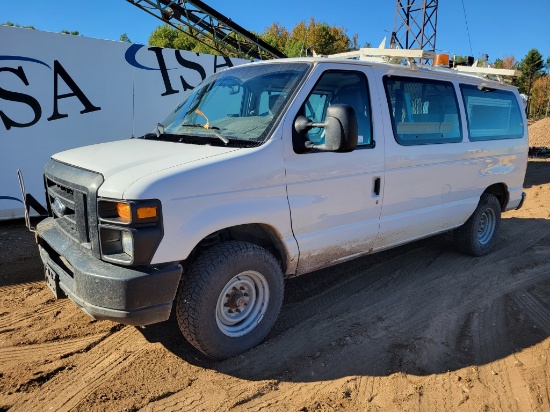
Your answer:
[384,76,462,145]
[460,85,524,141]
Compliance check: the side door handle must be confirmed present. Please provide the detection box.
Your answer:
[373,177,381,196]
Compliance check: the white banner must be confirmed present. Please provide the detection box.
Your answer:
[0,26,248,220]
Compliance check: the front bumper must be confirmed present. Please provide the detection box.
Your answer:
[36,218,182,325]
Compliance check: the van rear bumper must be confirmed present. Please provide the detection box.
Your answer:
[515,192,527,210]
[36,218,182,325]
[505,189,526,211]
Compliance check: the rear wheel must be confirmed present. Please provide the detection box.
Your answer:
[454,193,501,256]
[175,241,284,359]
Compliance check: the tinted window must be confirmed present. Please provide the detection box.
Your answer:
[384,76,462,145]
[460,85,524,141]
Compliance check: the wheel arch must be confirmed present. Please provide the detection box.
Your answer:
[183,223,292,275]
[483,183,509,210]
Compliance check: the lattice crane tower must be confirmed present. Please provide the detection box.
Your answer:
[391,0,439,52]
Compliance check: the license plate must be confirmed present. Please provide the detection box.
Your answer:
[44,265,63,299]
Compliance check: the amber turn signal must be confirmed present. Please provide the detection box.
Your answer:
[116,203,132,223]
[137,206,157,219]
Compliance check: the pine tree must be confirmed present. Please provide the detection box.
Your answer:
[518,49,545,116]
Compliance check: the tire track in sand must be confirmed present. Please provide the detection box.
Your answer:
[0,298,66,332]
[0,333,107,368]
[511,290,550,334]
[9,326,148,412]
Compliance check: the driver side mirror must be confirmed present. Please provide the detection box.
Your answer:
[294,104,358,152]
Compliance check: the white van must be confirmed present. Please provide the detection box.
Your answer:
[30,54,528,359]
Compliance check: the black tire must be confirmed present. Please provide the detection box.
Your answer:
[454,193,501,256]
[175,241,284,359]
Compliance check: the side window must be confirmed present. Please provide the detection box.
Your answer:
[384,76,462,145]
[459,85,524,141]
[304,93,329,143]
[305,93,328,120]
[302,70,373,147]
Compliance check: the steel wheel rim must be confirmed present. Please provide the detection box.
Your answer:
[216,271,269,337]
[478,208,496,245]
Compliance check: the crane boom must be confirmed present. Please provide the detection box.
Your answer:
[126,0,286,60]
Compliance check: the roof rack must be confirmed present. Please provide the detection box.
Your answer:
[327,47,435,65]
[453,65,521,78]
[327,47,521,82]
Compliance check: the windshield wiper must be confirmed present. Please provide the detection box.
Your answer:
[180,124,229,145]
[212,131,229,145]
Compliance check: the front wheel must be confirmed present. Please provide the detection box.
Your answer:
[175,241,284,359]
[454,193,501,256]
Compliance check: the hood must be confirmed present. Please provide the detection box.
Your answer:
[53,139,239,177]
[52,139,240,197]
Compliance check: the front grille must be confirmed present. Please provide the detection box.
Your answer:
[44,160,104,256]
[46,178,87,244]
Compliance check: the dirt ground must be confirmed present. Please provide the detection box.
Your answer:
[1,158,549,411]
[529,117,550,147]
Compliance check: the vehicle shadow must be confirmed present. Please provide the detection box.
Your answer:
[139,216,550,382]
[524,159,550,188]
[0,218,44,284]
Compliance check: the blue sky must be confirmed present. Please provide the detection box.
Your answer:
[2,0,549,63]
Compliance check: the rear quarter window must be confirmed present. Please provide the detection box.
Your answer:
[460,84,524,141]
[384,76,462,145]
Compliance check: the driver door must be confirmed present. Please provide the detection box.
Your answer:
[283,66,385,275]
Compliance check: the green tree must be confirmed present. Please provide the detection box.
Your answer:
[148,24,248,57]
[257,18,357,57]
[493,55,518,70]
[517,49,545,116]
[61,30,80,35]
[453,55,470,65]
[148,19,359,58]
[148,25,179,48]
[260,22,290,52]
[529,75,550,118]
[285,18,353,57]
[148,25,197,51]
[284,38,304,58]
[119,33,132,43]
[173,29,198,51]
[2,21,35,29]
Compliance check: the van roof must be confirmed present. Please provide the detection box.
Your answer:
[243,54,520,88]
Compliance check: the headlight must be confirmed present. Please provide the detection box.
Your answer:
[121,230,134,258]
[97,199,163,266]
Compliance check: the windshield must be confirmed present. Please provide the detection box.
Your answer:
[156,62,310,145]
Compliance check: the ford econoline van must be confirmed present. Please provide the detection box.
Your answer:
[29,54,528,359]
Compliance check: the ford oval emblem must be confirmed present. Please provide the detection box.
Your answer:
[52,198,67,216]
